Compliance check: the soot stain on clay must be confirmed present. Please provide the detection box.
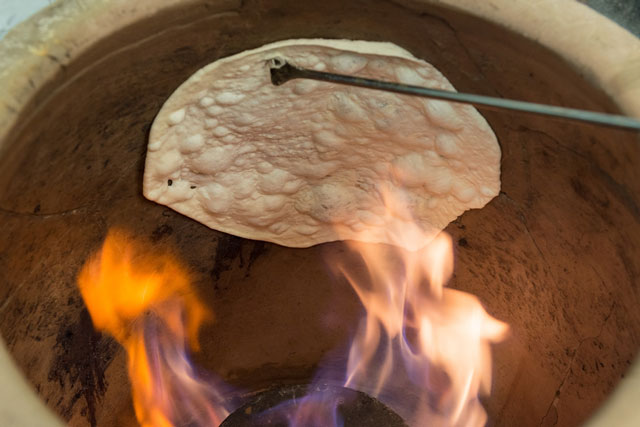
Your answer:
[210,234,269,284]
[211,234,245,283]
[246,240,268,275]
[570,177,610,210]
[48,308,117,427]
[150,223,174,243]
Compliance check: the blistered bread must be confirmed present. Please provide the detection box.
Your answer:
[143,39,501,248]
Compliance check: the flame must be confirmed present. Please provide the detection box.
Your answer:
[77,230,229,427]
[76,187,507,426]
[332,189,508,426]
[265,389,343,427]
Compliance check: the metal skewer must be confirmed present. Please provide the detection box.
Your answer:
[269,61,640,131]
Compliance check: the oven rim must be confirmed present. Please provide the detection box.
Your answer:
[0,0,638,425]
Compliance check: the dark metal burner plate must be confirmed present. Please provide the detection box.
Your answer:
[220,384,407,427]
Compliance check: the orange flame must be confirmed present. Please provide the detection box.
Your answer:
[77,230,228,427]
[333,189,508,426]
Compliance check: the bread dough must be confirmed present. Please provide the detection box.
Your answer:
[143,39,501,248]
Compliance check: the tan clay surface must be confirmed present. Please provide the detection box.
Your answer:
[0,1,639,426]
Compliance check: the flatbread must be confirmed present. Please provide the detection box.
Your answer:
[143,39,501,248]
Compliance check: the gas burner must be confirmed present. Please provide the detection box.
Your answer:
[221,384,407,427]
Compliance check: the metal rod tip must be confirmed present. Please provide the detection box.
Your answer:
[269,60,297,86]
